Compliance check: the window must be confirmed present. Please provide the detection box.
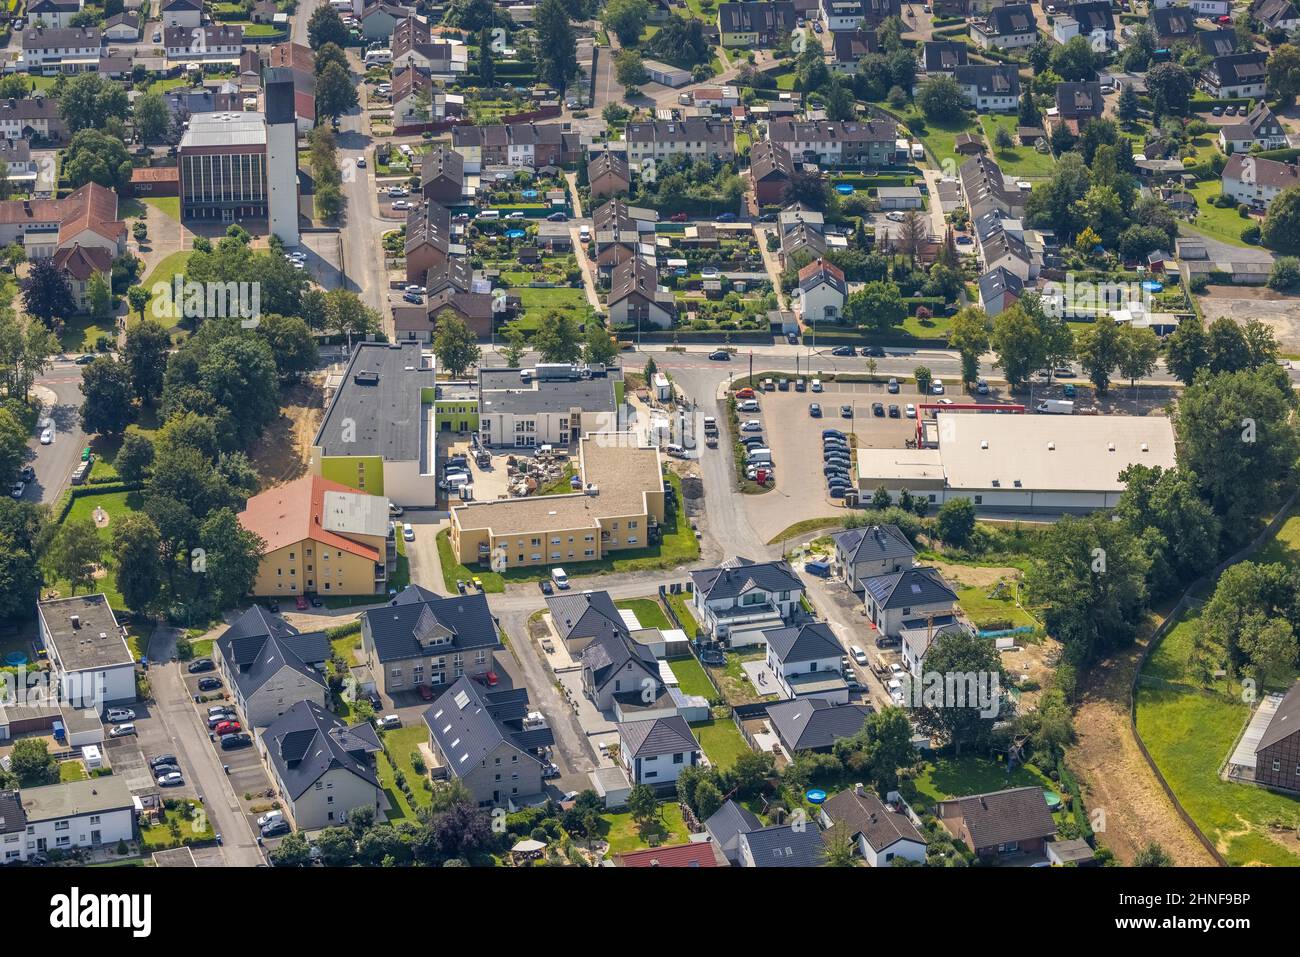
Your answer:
[673,753,684,764]
[1273,759,1282,772]
[54,821,69,831]
[974,496,983,505]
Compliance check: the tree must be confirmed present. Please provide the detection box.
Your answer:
[1049,34,1103,81]
[1116,324,1159,388]
[782,168,831,211]
[693,777,723,820]
[9,738,57,787]
[1134,842,1173,867]
[990,304,1045,390]
[1018,89,1040,127]
[112,513,162,615]
[115,430,155,483]
[256,314,319,381]
[324,289,381,347]
[1165,313,1208,385]
[627,784,659,826]
[1261,186,1300,253]
[917,74,965,122]
[307,4,350,48]
[1117,463,1221,598]
[912,365,932,395]
[23,258,76,328]
[581,322,618,366]
[1117,84,1139,122]
[1267,43,1300,104]
[1074,313,1123,394]
[533,311,582,362]
[58,73,129,133]
[478,28,496,86]
[80,356,134,435]
[443,0,496,30]
[432,312,482,378]
[500,323,527,367]
[84,270,111,320]
[126,285,150,323]
[1146,62,1193,116]
[1269,256,1300,291]
[199,507,265,611]
[935,497,976,547]
[604,0,649,45]
[133,90,170,143]
[844,281,906,333]
[824,831,856,867]
[61,129,133,191]
[535,0,579,94]
[316,60,359,120]
[613,48,646,88]
[948,307,990,384]
[45,518,105,595]
[910,629,1007,754]
[858,706,918,794]
[269,831,313,867]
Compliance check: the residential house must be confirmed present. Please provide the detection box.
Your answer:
[1219,102,1289,154]
[624,118,736,166]
[0,97,67,142]
[1198,27,1238,59]
[1052,1,1115,46]
[818,785,928,866]
[1203,52,1269,100]
[739,823,827,867]
[36,594,135,708]
[361,2,415,40]
[423,676,550,807]
[921,40,968,74]
[400,286,489,345]
[977,264,1025,317]
[936,786,1057,859]
[958,155,1026,219]
[1186,0,1232,13]
[1222,153,1300,208]
[831,30,879,73]
[1051,81,1103,136]
[832,524,916,592]
[51,244,111,313]
[953,64,1020,112]
[1253,681,1300,792]
[717,1,797,46]
[477,364,621,450]
[391,17,468,76]
[391,65,433,127]
[160,0,203,28]
[768,118,899,167]
[8,777,134,862]
[20,27,103,73]
[608,256,676,330]
[404,201,451,283]
[587,149,631,200]
[690,557,805,644]
[766,698,872,755]
[764,621,849,703]
[419,145,465,206]
[616,842,726,866]
[452,121,571,172]
[213,606,330,728]
[778,206,827,263]
[862,565,959,641]
[27,0,83,29]
[360,584,502,697]
[266,41,318,134]
[102,13,140,41]
[1151,6,1196,44]
[970,4,1037,50]
[820,0,900,30]
[979,221,1034,281]
[618,715,701,786]
[749,140,794,206]
[704,799,763,864]
[1252,0,1300,31]
[546,590,627,655]
[796,257,847,324]
[580,629,664,712]
[261,700,383,829]
[164,25,244,64]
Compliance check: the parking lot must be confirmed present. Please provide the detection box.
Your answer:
[299,231,344,291]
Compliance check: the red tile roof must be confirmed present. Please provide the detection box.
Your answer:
[238,474,381,563]
[616,843,719,867]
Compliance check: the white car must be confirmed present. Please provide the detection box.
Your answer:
[885,211,907,223]
[936,397,954,405]
[905,403,916,418]
[392,200,412,210]
[377,714,401,730]
[740,419,763,432]
[850,645,868,665]
[405,284,426,295]
[402,522,415,542]
[109,723,136,738]
[810,379,822,392]
[106,708,135,722]
[257,810,285,829]
[386,186,408,197]
[8,482,24,500]
[39,427,53,444]
[505,211,526,219]
[931,379,945,395]
[156,771,184,787]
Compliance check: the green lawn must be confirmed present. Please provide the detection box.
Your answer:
[909,754,1055,813]
[51,490,145,608]
[615,597,671,630]
[58,315,118,353]
[139,800,215,850]
[663,590,698,634]
[143,196,181,221]
[1185,179,1256,248]
[691,718,751,769]
[601,802,690,855]
[979,114,1055,179]
[136,250,196,327]
[511,286,593,327]
[668,655,716,698]
[1257,509,1300,567]
[59,761,88,782]
[377,725,430,821]
[955,582,1038,631]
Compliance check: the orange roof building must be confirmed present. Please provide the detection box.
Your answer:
[238,475,394,598]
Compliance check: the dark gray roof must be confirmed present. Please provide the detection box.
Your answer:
[546,590,626,644]
[741,823,827,867]
[717,1,797,34]
[363,586,500,664]
[1258,681,1300,751]
[821,788,926,852]
[690,557,803,604]
[478,369,618,416]
[1198,28,1237,58]
[263,700,381,800]
[953,64,1020,99]
[619,714,699,758]
[833,524,916,567]
[766,698,872,751]
[705,799,762,849]
[981,3,1036,35]
[1152,6,1195,38]
[581,630,660,694]
[922,40,967,72]
[216,611,329,702]
[864,566,957,610]
[765,621,841,665]
[1055,81,1102,119]
[979,265,1024,304]
[0,790,26,835]
[314,341,430,460]
[938,786,1056,850]
[1211,52,1267,88]
[422,676,545,774]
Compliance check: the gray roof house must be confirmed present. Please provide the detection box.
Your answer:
[705,799,763,864]
[832,524,916,593]
[863,565,958,643]
[581,629,664,713]
[546,589,627,654]
[738,822,827,867]
[618,714,701,787]
[261,700,382,830]
[360,584,501,697]
[690,557,805,644]
[818,785,928,866]
[765,621,850,704]
[423,676,549,807]
[766,698,872,754]
[214,606,330,727]
[977,265,1024,318]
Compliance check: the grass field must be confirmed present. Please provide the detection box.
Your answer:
[50,489,145,608]
[615,597,671,630]
[511,286,593,327]
[137,250,196,327]
[955,583,1037,630]
[1185,179,1255,248]
[58,316,118,353]
[668,655,716,699]
[691,718,751,769]
[909,754,1055,813]
[663,590,698,634]
[980,114,1055,179]
[59,761,88,782]
[1256,509,1300,566]
[143,197,181,221]
[376,725,430,821]
[601,802,690,855]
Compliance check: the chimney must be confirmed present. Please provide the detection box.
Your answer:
[854,782,864,796]
[70,614,81,629]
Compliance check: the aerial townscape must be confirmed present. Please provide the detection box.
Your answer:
[0,0,1299,907]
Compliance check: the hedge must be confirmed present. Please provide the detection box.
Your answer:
[1256,147,1300,163]
[325,620,363,641]
[52,481,145,525]
[1190,98,1253,113]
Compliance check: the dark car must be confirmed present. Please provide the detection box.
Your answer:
[149,754,178,770]
[809,403,822,417]
[151,762,181,777]
[540,579,553,595]
[20,466,34,482]
[831,346,855,357]
[187,658,214,674]
[220,732,252,751]
[716,212,737,222]
[823,444,848,457]
[887,378,900,394]
[197,677,222,692]
[74,353,96,365]
[840,405,854,418]
[708,350,731,361]
[417,683,435,701]
[822,429,846,439]
[888,404,900,418]
[872,402,885,417]
[824,464,849,478]
[546,212,568,222]
[786,332,799,345]
[267,600,280,613]
[861,345,885,358]
[261,819,291,838]
[828,485,848,498]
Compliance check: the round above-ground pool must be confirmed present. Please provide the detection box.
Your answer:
[834,183,855,194]
[506,229,526,239]
[806,788,828,805]
[1043,790,1062,811]
[1141,280,1163,293]
[4,652,27,667]
[521,189,538,198]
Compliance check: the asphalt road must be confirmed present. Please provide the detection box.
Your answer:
[21,363,89,505]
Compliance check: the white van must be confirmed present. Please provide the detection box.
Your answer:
[850,645,868,665]
[665,443,686,458]
[551,567,570,589]
[477,209,501,220]
[746,447,772,464]
[579,224,591,241]
[364,49,392,66]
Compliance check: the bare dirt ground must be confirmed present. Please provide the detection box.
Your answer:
[928,561,1018,588]
[1069,626,1218,866]
[248,377,325,488]
[1197,287,1300,354]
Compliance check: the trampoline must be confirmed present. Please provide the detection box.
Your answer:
[806,789,828,805]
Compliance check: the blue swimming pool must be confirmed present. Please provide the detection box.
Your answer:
[806,789,828,804]
[835,183,855,194]
[5,652,27,667]
[506,229,526,239]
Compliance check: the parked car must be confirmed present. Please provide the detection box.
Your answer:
[216,731,247,750]
[213,720,242,736]
[809,403,822,417]
[861,345,885,357]
[261,820,291,838]
[831,345,854,357]
[39,427,53,445]
[887,378,899,393]
[257,810,285,829]
[377,714,402,730]
[708,350,731,361]
[8,482,23,500]
[539,579,553,595]
[356,157,366,168]
[824,464,849,478]
[740,419,763,432]
[671,212,688,222]
[155,772,184,787]
[109,723,136,738]
[822,429,845,439]
[905,404,916,418]
[716,212,737,222]
[149,754,177,770]
[888,404,900,418]
[188,658,214,673]
[417,684,435,701]
[106,708,135,723]
[872,402,885,417]
[735,387,756,399]
[20,466,34,483]
[840,405,853,418]
[546,212,568,222]
[208,711,236,729]
[402,523,415,541]
[197,677,222,692]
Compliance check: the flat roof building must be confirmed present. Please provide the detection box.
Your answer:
[178,111,268,221]
[857,412,1177,513]
[478,366,621,449]
[36,594,135,708]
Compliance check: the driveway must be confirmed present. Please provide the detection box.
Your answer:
[22,368,87,505]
